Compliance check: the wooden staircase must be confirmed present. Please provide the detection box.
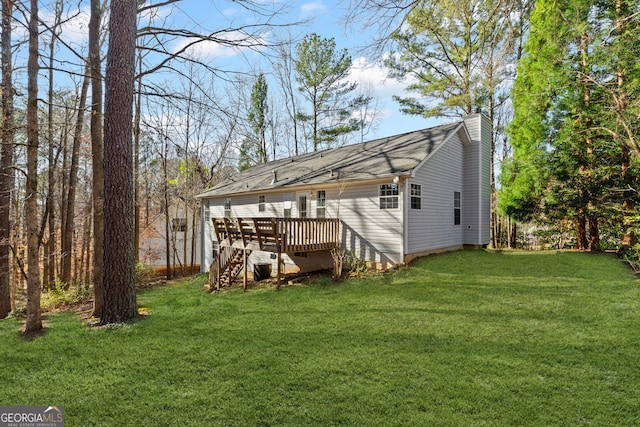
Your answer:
[208,217,340,291]
[209,246,252,291]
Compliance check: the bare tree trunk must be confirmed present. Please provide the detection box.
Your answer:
[133,54,143,264]
[275,44,300,156]
[58,108,69,280]
[509,220,517,249]
[621,148,635,246]
[190,205,197,274]
[83,196,93,289]
[182,200,187,276]
[162,152,172,280]
[101,0,138,324]
[576,214,588,250]
[10,194,21,309]
[25,0,42,333]
[0,0,14,319]
[44,0,65,292]
[588,215,600,251]
[78,195,92,288]
[90,0,105,318]
[61,68,90,286]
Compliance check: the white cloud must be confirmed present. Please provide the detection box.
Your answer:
[173,38,241,60]
[346,56,436,138]
[348,56,411,99]
[40,6,91,49]
[300,1,327,19]
[171,31,268,61]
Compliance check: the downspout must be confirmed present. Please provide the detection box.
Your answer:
[200,200,207,272]
[478,114,484,245]
[402,176,409,263]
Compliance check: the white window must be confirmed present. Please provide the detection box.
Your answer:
[298,195,308,218]
[172,218,187,232]
[454,191,461,225]
[410,184,421,210]
[224,198,231,218]
[379,184,399,209]
[258,195,266,212]
[316,190,326,218]
[283,193,292,218]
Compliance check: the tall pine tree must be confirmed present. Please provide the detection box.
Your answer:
[294,33,362,151]
[500,0,640,249]
[239,73,269,171]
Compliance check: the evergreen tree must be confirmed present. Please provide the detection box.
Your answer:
[385,0,507,118]
[239,73,269,171]
[294,33,362,151]
[500,0,640,249]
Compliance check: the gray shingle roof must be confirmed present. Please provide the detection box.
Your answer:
[197,121,464,198]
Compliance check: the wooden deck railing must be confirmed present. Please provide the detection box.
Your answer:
[212,217,340,253]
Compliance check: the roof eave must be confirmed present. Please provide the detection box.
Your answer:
[196,172,413,200]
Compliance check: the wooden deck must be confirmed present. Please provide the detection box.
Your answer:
[209,217,340,290]
[212,217,340,253]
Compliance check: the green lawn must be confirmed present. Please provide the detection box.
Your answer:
[1,250,639,426]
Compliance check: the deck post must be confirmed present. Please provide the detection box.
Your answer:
[276,247,282,289]
[243,249,248,291]
[227,249,232,288]
[216,248,222,290]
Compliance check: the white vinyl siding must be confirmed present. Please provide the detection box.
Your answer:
[462,115,480,244]
[407,131,465,254]
[332,182,403,265]
[480,114,492,245]
[201,184,403,268]
[462,113,491,246]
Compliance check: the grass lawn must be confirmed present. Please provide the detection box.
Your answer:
[1,250,639,426]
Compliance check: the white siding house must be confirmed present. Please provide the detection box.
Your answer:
[197,113,491,279]
[139,203,201,271]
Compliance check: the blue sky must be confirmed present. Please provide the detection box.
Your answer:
[270,0,442,138]
[152,0,443,139]
[38,0,442,140]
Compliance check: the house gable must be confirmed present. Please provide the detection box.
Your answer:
[406,127,467,255]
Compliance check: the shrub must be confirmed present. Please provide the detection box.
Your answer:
[136,262,155,285]
[331,248,370,281]
[622,244,640,273]
[41,279,93,310]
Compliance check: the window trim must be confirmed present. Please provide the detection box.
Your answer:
[258,195,266,212]
[379,183,399,209]
[316,190,326,218]
[298,194,308,218]
[454,191,461,225]
[283,193,292,218]
[410,183,421,210]
[172,217,187,232]
[224,198,231,218]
